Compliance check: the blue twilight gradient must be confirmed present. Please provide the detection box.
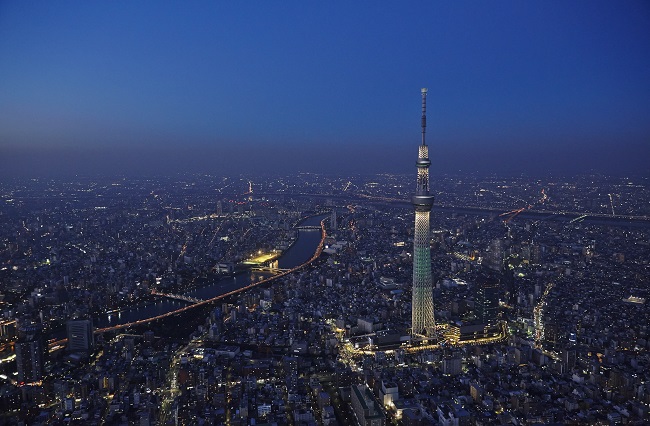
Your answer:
[0,1,649,177]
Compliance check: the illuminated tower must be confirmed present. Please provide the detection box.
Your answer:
[411,88,436,337]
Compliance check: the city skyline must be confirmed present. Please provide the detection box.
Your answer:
[2,172,649,423]
[1,1,649,178]
[0,0,649,415]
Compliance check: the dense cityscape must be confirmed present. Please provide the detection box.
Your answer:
[1,168,648,425]
[2,1,649,424]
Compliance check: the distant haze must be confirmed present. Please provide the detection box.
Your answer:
[2,137,648,179]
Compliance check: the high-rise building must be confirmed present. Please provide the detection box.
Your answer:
[16,335,43,383]
[502,263,517,307]
[475,272,500,327]
[67,319,94,353]
[15,321,44,383]
[330,209,337,230]
[411,88,436,337]
[485,238,504,271]
[216,200,223,216]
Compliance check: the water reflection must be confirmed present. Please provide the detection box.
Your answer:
[93,214,327,329]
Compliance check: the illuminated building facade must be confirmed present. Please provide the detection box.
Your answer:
[411,88,436,337]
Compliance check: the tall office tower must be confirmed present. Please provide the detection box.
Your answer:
[66,319,94,353]
[502,263,517,307]
[411,88,436,337]
[330,209,337,230]
[475,272,500,327]
[486,238,504,271]
[216,200,223,216]
[16,335,44,383]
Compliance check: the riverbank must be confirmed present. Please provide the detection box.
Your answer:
[93,215,328,334]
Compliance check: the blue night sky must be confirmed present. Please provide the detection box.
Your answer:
[0,1,649,177]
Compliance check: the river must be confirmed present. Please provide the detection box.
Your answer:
[93,213,327,329]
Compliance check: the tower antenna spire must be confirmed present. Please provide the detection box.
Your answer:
[421,88,427,146]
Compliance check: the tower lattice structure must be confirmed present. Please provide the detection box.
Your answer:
[411,88,436,337]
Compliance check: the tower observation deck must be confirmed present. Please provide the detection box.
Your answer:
[411,88,436,337]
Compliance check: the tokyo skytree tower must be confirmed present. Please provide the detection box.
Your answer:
[411,88,436,337]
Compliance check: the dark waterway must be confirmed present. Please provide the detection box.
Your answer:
[92,214,327,329]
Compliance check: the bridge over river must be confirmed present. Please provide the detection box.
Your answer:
[150,290,203,303]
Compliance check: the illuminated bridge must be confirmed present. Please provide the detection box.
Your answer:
[92,218,328,335]
[151,290,203,303]
[296,225,321,230]
[252,266,290,272]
